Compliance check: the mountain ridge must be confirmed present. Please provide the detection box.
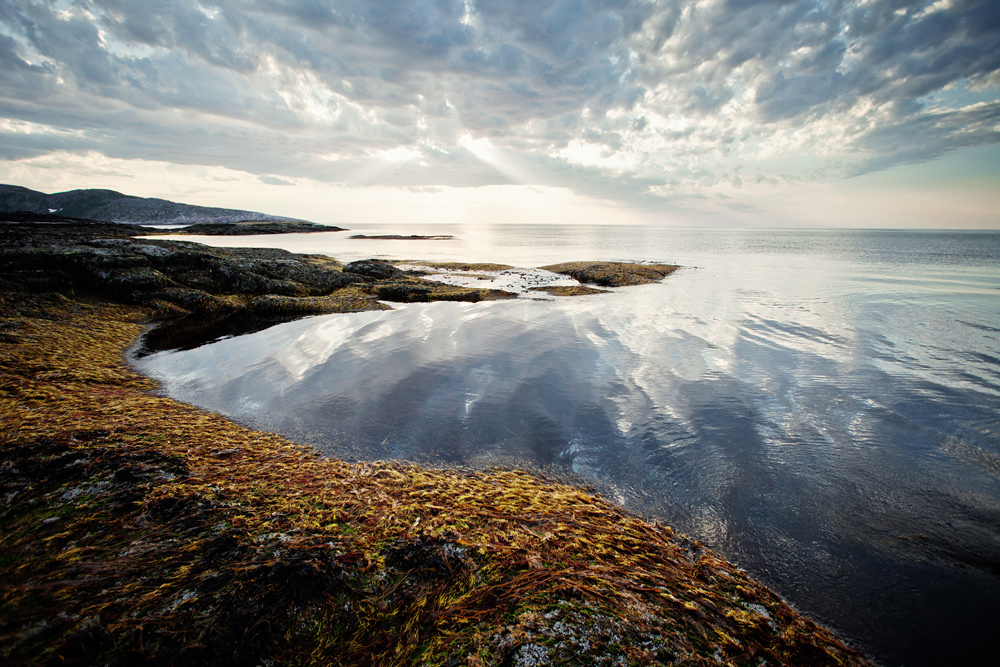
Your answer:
[0,183,308,226]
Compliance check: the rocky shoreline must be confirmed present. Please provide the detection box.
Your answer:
[0,218,871,666]
[0,217,518,323]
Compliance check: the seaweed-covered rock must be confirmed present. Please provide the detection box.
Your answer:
[99,266,173,293]
[366,280,517,304]
[528,285,610,297]
[154,288,240,314]
[541,261,679,287]
[368,281,432,302]
[343,259,406,281]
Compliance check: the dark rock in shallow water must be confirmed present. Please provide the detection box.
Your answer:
[341,260,517,303]
[366,280,516,303]
[369,281,432,301]
[541,261,680,287]
[528,284,611,296]
[343,259,406,281]
[348,234,453,240]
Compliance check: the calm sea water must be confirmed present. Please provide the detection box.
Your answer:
[136,225,1000,666]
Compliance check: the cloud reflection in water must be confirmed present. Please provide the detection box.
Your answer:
[135,233,1000,667]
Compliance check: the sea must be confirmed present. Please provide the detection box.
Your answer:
[134,224,1000,666]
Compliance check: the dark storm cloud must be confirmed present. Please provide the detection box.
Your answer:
[0,0,997,195]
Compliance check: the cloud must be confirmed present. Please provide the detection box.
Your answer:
[0,0,996,214]
[259,174,293,186]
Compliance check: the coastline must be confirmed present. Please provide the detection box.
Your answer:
[0,222,870,665]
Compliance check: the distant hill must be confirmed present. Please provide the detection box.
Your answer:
[0,184,308,226]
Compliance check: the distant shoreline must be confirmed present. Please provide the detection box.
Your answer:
[349,233,454,240]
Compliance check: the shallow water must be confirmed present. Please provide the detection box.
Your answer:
[136,225,1000,666]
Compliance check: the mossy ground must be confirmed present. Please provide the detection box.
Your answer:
[0,290,870,666]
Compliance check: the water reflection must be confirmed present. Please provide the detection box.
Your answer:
[134,228,1000,667]
[136,311,315,356]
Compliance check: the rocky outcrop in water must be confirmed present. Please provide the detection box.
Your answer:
[0,183,307,226]
[175,221,343,235]
[0,216,514,319]
[348,234,453,240]
[542,261,680,286]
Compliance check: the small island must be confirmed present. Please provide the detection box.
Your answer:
[349,234,454,240]
[173,220,344,235]
[0,216,870,666]
[529,284,611,296]
[542,261,680,287]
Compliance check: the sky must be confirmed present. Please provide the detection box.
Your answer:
[0,0,998,228]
